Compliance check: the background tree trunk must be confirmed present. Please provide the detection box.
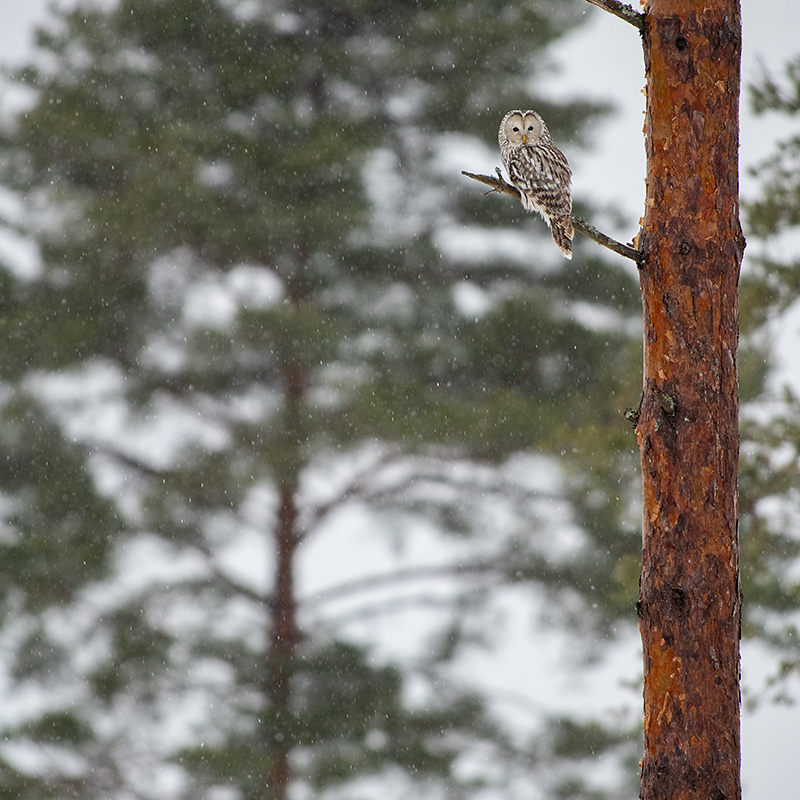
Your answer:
[265,293,308,800]
[637,1,745,798]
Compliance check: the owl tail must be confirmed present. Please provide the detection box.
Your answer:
[549,216,574,260]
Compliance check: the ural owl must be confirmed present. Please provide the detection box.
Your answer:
[498,109,573,259]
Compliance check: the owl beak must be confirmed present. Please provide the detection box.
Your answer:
[521,133,527,144]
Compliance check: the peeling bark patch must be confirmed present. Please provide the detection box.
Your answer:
[643,639,682,752]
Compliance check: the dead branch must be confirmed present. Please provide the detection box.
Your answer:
[584,0,645,31]
[462,169,642,264]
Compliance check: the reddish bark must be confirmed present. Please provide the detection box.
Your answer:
[266,482,300,800]
[636,2,744,799]
[265,356,306,800]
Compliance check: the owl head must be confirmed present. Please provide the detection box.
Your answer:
[499,110,547,147]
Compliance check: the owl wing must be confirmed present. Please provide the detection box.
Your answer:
[506,144,572,218]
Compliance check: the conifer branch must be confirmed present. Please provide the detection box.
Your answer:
[583,0,645,31]
[462,170,642,264]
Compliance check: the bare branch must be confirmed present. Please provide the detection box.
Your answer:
[572,215,643,264]
[94,445,167,479]
[187,538,268,605]
[301,561,498,611]
[462,170,642,264]
[309,592,472,630]
[463,168,524,202]
[94,447,269,604]
[301,446,405,539]
[584,0,644,31]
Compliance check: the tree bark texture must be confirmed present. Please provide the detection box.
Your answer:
[636,2,744,799]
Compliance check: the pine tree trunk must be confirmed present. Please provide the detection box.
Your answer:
[266,481,300,800]
[636,2,744,798]
[265,351,306,800]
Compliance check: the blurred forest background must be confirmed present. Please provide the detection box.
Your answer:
[0,1,798,799]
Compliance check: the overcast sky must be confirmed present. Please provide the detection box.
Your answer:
[1,2,799,798]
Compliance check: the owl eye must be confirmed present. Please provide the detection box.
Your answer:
[527,125,534,131]
[512,126,519,132]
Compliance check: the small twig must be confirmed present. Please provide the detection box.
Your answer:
[462,170,642,265]
[584,0,645,31]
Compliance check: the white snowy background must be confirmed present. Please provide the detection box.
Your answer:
[2,1,800,797]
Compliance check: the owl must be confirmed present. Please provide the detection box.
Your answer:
[498,110,573,259]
